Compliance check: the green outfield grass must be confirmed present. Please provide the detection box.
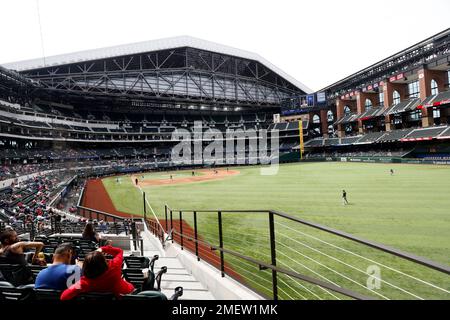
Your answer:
[101,162,450,300]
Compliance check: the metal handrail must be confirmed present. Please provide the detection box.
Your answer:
[166,206,450,275]
[270,209,450,275]
[169,228,372,300]
[164,204,450,300]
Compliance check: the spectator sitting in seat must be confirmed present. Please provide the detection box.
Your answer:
[0,229,45,266]
[35,243,81,290]
[60,245,134,300]
[82,223,101,244]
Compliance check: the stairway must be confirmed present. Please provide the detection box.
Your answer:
[125,228,215,300]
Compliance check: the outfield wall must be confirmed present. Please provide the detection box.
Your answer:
[303,156,450,165]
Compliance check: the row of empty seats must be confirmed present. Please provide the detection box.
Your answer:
[306,126,450,147]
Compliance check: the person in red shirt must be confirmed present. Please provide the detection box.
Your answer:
[60,245,134,300]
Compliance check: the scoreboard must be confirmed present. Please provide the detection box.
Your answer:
[280,92,327,116]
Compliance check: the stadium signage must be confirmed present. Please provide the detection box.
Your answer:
[389,73,404,82]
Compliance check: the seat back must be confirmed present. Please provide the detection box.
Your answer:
[123,256,150,269]
[29,265,47,280]
[0,282,34,301]
[122,290,167,301]
[122,269,153,292]
[34,288,62,300]
[76,292,116,300]
[0,264,33,287]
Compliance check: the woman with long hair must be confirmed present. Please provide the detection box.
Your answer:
[82,223,100,243]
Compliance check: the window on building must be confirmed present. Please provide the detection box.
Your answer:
[379,91,384,107]
[365,98,373,110]
[328,125,334,135]
[344,105,351,115]
[433,107,441,119]
[409,110,422,121]
[312,114,320,124]
[327,110,334,122]
[393,90,401,105]
[431,79,439,95]
[408,80,420,98]
[345,124,352,132]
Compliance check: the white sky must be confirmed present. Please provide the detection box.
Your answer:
[0,0,449,92]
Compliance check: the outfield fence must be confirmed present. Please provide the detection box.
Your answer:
[144,198,450,300]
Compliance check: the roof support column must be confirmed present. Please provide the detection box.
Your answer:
[320,109,329,138]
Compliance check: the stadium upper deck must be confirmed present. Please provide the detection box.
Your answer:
[283,28,450,141]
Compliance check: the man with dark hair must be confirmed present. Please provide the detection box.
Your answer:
[0,229,44,266]
[0,229,45,285]
[35,243,81,290]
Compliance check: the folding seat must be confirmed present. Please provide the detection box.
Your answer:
[75,292,116,300]
[122,266,167,292]
[0,281,35,301]
[34,288,62,300]
[123,255,154,270]
[122,287,183,301]
[0,264,34,287]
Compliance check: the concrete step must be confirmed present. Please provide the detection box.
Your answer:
[155,258,184,269]
[161,280,206,291]
[162,288,216,300]
[166,269,191,276]
[163,274,197,282]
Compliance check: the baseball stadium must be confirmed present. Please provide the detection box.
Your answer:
[0,19,449,303]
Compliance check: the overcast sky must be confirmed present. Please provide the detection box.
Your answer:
[0,0,448,92]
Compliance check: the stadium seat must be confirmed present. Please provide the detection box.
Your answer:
[34,288,62,300]
[122,286,183,301]
[0,282,35,301]
[123,255,156,270]
[75,292,116,300]
[0,264,34,287]
[29,265,47,280]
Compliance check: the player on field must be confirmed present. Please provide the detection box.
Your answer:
[342,190,349,205]
[390,169,394,176]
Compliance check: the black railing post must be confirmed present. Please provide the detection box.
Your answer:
[179,211,183,250]
[164,205,168,232]
[143,192,147,222]
[268,211,278,300]
[218,211,225,277]
[170,210,173,243]
[131,219,137,251]
[194,211,199,261]
[140,238,144,256]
